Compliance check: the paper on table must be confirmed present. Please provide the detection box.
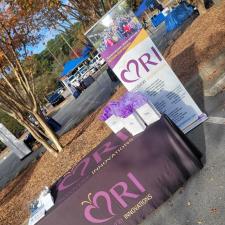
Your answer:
[135,103,160,126]
[123,112,146,136]
[105,115,124,133]
[40,193,54,211]
[28,205,45,225]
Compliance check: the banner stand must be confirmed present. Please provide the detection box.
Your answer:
[85,0,207,132]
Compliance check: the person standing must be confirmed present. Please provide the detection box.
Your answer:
[68,83,81,98]
[142,17,148,29]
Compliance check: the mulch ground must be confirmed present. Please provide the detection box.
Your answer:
[1,3,225,225]
[164,2,225,83]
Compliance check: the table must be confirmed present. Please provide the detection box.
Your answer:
[38,116,202,225]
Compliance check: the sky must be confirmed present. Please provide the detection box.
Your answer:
[28,0,70,54]
[28,28,61,54]
[0,1,62,55]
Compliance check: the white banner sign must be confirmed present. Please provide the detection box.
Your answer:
[86,0,207,132]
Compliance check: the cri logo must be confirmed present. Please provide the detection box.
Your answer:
[120,47,162,83]
[57,132,129,192]
[81,172,145,224]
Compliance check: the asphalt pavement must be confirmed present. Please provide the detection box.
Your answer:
[54,74,118,135]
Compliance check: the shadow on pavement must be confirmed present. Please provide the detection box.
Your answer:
[170,44,206,163]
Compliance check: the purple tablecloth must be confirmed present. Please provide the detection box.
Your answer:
[38,116,202,225]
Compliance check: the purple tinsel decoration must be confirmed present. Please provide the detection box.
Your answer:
[118,104,134,118]
[121,92,148,109]
[100,92,148,120]
[108,101,121,117]
[99,105,113,121]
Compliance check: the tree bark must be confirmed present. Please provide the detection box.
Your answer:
[197,0,207,15]
[0,2,63,158]
[33,112,63,152]
[20,119,59,157]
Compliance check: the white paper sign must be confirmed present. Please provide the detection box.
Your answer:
[105,115,124,133]
[28,206,45,225]
[40,193,54,211]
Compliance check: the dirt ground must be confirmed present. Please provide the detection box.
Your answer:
[0,3,225,225]
[164,2,225,83]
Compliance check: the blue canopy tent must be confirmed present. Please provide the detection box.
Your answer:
[60,55,89,78]
[135,0,195,30]
[165,2,194,32]
[81,44,93,57]
[135,0,155,17]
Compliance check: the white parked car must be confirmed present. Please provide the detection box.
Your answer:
[90,54,105,69]
[90,66,97,74]
[96,57,105,66]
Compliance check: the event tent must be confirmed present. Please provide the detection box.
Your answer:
[81,44,93,57]
[60,55,89,77]
[135,0,155,17]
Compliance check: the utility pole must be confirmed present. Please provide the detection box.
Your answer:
[130,0,134,8]
[46,47,63,67]
[61,34,79,58]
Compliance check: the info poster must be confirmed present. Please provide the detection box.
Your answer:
[85,0,207,133]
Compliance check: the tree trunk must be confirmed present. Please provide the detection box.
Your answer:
[106,0,112,9]
[21,120,59,157]
[33,112,63,152]
[33,136,59,157]
[197,0,207,15]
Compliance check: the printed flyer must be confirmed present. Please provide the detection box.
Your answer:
[85,0,207,132]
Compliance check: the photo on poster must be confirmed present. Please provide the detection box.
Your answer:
[86,1,142,68]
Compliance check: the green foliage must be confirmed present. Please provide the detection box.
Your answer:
[0,110,25,137]
[34,70,59,103]
[32,23,84,103]
[32,24,83,79]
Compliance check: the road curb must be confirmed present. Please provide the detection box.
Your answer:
[204,72,225,96]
